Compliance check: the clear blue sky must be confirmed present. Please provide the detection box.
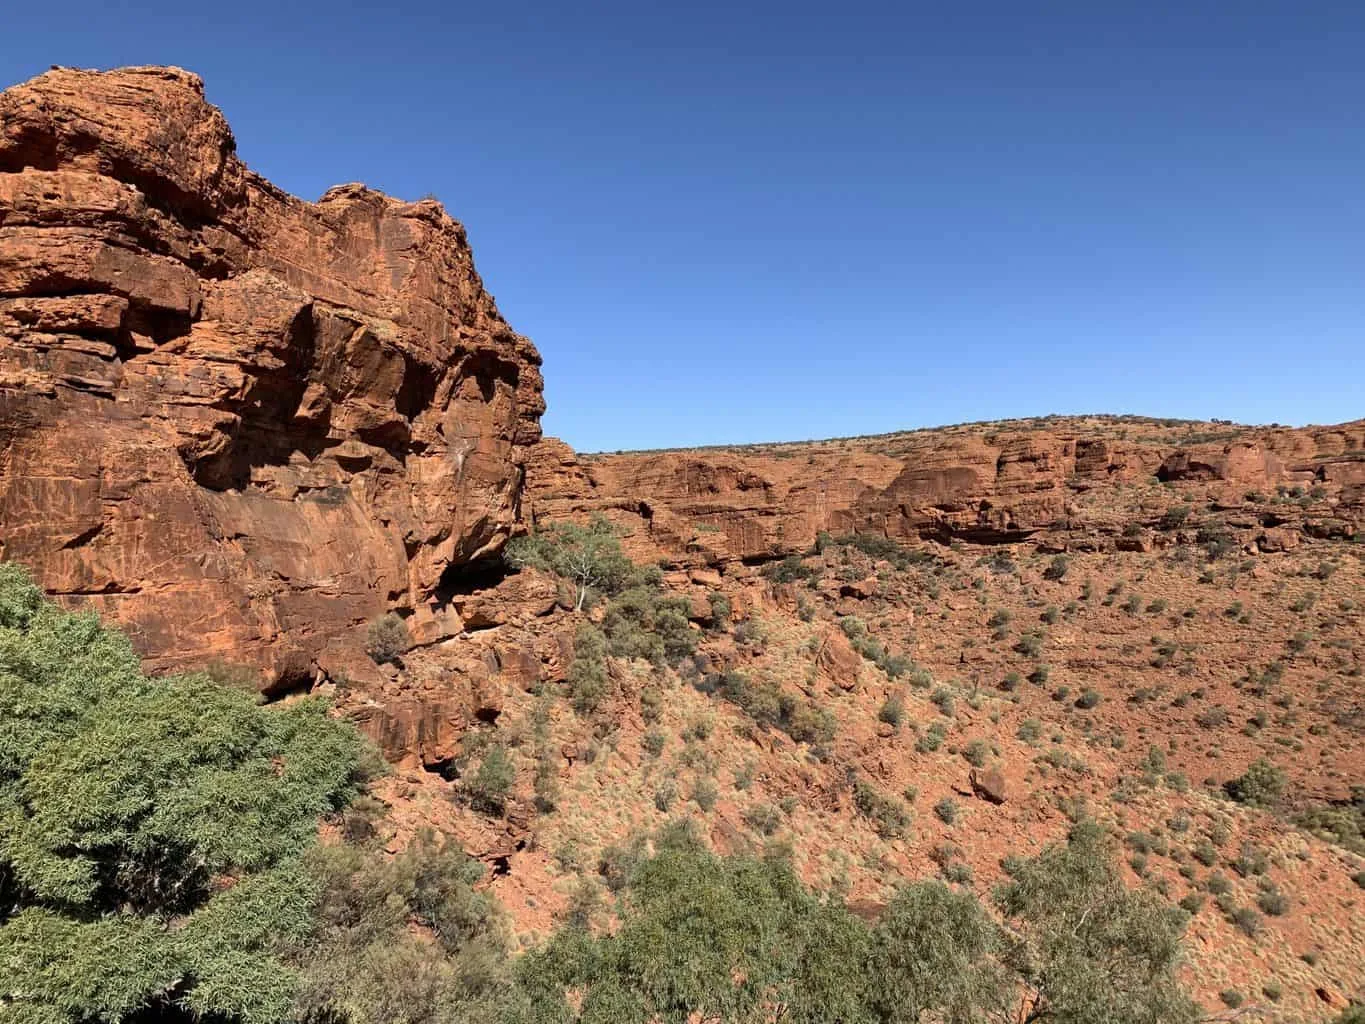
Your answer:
[4,2,1362,450]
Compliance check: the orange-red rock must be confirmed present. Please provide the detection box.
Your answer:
[527,420,1363,569]
[0,66,543,681]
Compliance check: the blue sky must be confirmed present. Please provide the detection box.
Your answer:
[4,2,1362,450]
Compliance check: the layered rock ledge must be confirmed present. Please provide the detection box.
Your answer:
[0,65,544,683]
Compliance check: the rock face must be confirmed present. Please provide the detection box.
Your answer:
[527,420,1365,568]
[0,66,543,680]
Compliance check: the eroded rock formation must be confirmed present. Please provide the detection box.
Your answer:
[527,420,1365,568]
[0,66,543,681]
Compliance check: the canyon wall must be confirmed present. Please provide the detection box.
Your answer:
[527,420,1365,567]
[0,66,544,683]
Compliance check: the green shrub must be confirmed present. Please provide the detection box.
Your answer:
[916,722,948,753]
[366,612,412,664]
[1017,718,1042,743]
[1159,506,1191,530]
[692,777,719,811]
[935,797,960,825]
[467,745,516,815]
[705,671,834,744]
[854,780,912,839]
[639,684,664,723]
[1257,884,1289,916]
[942,861,974,885]
[601,585,697,665]
[1075,688,1102,709]
[763,554,819,584]
[568,624,610,713]
[878,694,905,727]
[1229,905,1262,937]
[506,514,634,609]
[1225,758,1287,808]
[642,730,667,757]
[517,819,1200,1024]
[1043,555,1070,581]
[654,778,678,811]
[294,832,507,1022]
[743,802,783,836]
[0,563,374,1024]
[1233,842,1269,878]
[707,591,732,627]
[964,739,991,768]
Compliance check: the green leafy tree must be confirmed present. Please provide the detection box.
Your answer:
[292,832,508,1024]
[506,516,634,610]
[516,828,874,1024]
[869,881,1010,1024]
[0,563,371,1024]
[993,821,1200,1024]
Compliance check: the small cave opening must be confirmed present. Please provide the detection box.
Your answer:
[258,651,317,703]
[434,556,511,604]
[395,355,440,421]
[423,756,460,783]
[474,706,502,725]
[490,855,512,878]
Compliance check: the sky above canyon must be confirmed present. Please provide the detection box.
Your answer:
[4,1,1362,450]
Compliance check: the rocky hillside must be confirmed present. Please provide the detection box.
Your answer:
[0,67,1361,1023]
[527,415,1364,563]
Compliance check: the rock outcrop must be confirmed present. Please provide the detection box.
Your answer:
[527,419,1364,568]
[0,66,543,682]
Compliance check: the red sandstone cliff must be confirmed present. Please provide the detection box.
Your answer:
[526,419,1365,568]
[0,66,544,684]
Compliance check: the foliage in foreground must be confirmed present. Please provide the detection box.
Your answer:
[516,820,1199,1024]
[0,564,373,1022]
[0,562,1201,1024]
[0,563,512,1024]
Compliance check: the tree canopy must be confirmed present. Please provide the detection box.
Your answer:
[506,516,635,610]
[513,820,1199,1024]
[0,564,370,1023]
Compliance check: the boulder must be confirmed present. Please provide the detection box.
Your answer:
[1257,527,1300,552]
[840,576,880,600]
[816,627,862,692]
[969,767,1009,804]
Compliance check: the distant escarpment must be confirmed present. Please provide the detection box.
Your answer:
[0,66,543,684]
[527,417,1364,568]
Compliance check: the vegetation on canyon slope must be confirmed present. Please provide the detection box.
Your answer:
[0,560,1228,1024]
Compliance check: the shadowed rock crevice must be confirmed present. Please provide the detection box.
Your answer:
[435,556,513,603]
